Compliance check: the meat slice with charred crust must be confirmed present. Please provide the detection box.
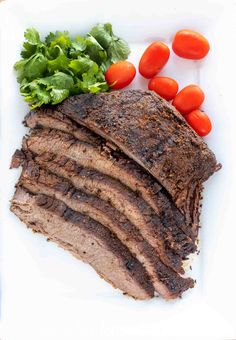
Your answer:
[56,90,218,208]
[11,188,155,300]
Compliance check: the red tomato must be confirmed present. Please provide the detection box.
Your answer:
[172,85,205,115]
[105,61,136,90]
[185,110,212,137]
[172,29,210,60]
[139,42,170,79]
[148,76,179,101]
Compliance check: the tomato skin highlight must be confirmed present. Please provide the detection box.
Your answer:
[148,76,178,101]
[185,110,212,137]
[139,42,170,79]
[172,84,205,115]
[172,29,210,60]
[105,61,136,90]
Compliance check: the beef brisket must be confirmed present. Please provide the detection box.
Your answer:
[56,90,218,208]
[15,158,194,298]
[21,134,194,273]
[22,128,196,260]
[11,187,154,300]
[10,89,219,300]
[24,108,199,237]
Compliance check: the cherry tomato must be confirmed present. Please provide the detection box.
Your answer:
[172,85,205,115]
[172,29,210,60]
[185,110,212,137]
[105,61,136,90]
[139,42,170,79]
[148,76,179,101]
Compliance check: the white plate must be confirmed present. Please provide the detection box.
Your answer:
[1,0,236,339]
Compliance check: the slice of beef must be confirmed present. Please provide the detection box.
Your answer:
[56,90,218,207]
[16,158,194,298]
[24,109,102,147]
[21,134,194,273]
[11,187,154,300]
[24,108,199,238]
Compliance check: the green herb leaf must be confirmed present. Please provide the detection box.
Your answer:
[108,39,131,63]
[37,72,74,90]
[89,23,130,66]
[45,31,71,51]
[47,53,70,74]
[20,28,44,58]
[14,53,47,82]
[50,88,70,104]
[76,67,108,94]
[70,36,87,56]
[89,23,113,49]
[69,56,98,76]
[24,28,41,45]
[21,42,38,58]
[20,81,51,108]
[84,35,107,65]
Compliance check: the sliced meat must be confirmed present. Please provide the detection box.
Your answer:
[16,158,194,298]
[20,137,193,273]
[21,150,186,273]
[11,187,154,300]
[22,128,196,263]
[24,108,102,147]
[55,90,218,207]
[24,108,199,238]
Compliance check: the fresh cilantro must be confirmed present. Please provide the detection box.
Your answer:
[20,72,74,108]
[14,53,48,82]
[14,23,130,108]
[47,54,70,74]
[89,23,130,64]
[69,56,98,76]
[20,28,45,58]
[69,36,87,58]
[24,28,41,45]
[85,35,107,65]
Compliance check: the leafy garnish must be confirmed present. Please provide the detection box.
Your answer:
[20,72,74,108]
[14,23,130,108]
[89,23,130,64]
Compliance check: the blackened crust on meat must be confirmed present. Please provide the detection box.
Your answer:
[24,109,199,239]
[56,90,218,207]
[11,187,154,300]
[16,158,194,298]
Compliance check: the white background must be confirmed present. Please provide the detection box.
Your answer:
[0,0,236,339]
